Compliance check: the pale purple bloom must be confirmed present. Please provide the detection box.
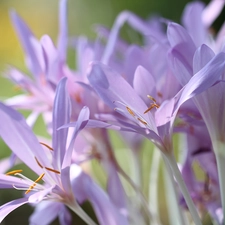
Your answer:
[0,77,128,225]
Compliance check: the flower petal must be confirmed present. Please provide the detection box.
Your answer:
[29,201,71,225]
[0,103,50,174]
[62,107,89,168]
[174,52,225,112]
[52,77,71,169]
[0,198,28,223]
[10,11,44,77]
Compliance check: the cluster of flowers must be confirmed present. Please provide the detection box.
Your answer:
[0,0,225,224]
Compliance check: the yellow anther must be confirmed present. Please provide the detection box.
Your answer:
[144,103,160,114]
[40,142,53,151]
[144,95,160,114]
[25,173,45,194]
[147,95,157,103]
[126,107,135,116]
[6,170,23,176]
[137,117,148,125]
[45,167,61,174]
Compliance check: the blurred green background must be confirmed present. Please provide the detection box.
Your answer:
[0,0,213,224]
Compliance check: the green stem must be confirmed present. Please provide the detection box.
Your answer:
[67,201,98,225]
[165,153,202,225]
[162,154,187,225]
[213,141,225,225]
[148,147,162,225]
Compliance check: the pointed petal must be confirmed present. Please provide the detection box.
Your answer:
[28,186,54,203]
[174,52,225,112]
[167,22,196,49]
[0,103,50,174]
[202,0,225,27]
[29,201,70,225]
[52,77,71,169]
[71,166,129,225]
[0,198,28,223]
[62,107,89,168]
[57,0,68,62]
[193,44,215,74]
[182,2,206,46]
[133,66,156,103]
[10,11,44,77]
[87,62,157,132]
[0,174,28,189]
[101,11,149,64]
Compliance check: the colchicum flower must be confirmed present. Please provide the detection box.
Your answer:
[0,78,129,225]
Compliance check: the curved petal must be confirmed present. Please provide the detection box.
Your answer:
[52,77,71,169]
[174,52,225,112]
[62,107,89,168]
[0,198,28,223]
[29,201,71,225]
[0,103,50,174]
[57,0,68,62]
[182,2,206,46]
[87,62,157,133]
[0,174,28,189]
[10,11,44,77]
[71,166,129,225]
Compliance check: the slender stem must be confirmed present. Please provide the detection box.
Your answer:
[130,148,142,189]
[116,162,156,222]
[148,147,162,225]
[67,201,98,225]
[162,154,187,225]
[165,153,202,225]
[213,141,225,225]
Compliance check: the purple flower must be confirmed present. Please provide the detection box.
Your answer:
[0,78,81,223]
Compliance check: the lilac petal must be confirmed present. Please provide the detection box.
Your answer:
[28,186,54,203]
[62,107,89,168]
[0,174,28,189]
[0,103,50,174]
[57,0,68,62]
[61,120,121,131]
[58,204,72,225]
[88,62,157,132]
[196,82,225,140]
[107,165,127,210]
[29,201,70,225]
[193,44,215,74]
[174,52,225,112]
[40,35,57,75]
[0,198,28,223]
[10,11,44,77]
[182,2,206,46]
[60,166,71,194]
[133,66,156,103]
[168,44,193,86]
[52,77,71,169]
[101,11,150,64]
[202,0,225,27]
[71,167,129,225]
[123,46,146,85]
[167,22,196,49]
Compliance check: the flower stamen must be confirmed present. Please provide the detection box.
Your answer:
[40,142,53,151]
[45,167,61,174]
[144,95,160,114]
[137,117,148,125]
[126,106,135,116]
[35,157,44,168]
[25,173,45,194]
[6,170,23,175]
